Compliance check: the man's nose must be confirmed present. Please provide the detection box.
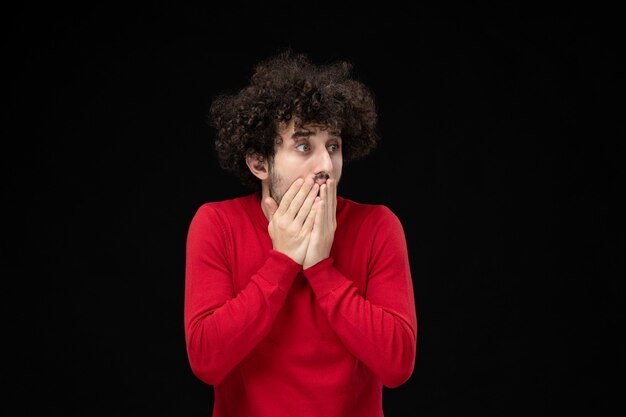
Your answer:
[314,148,333,174]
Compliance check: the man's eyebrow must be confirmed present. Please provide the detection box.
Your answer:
[291,130,342,140]
[291,130,312,140]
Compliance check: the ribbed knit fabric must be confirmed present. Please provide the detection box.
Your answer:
[184,193,417,417]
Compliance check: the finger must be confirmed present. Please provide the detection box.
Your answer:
[274,178,304,217]
[327,178,337,224]
[319,183,327,203]
[313,197,325,230]
[295,183,319,225]
[319,183,327,209]
[302,196,320,231]
[317,183,327,225]
[323,181,332,227]
[285,178,315,220]
[264,196,279,221]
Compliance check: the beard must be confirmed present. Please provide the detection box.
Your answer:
[268,164,286,205]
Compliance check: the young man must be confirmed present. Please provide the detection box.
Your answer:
[184,51,417,417]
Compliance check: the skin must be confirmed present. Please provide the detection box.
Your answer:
[245,119,340,269]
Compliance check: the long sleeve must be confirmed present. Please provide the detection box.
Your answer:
[184,205,301,385]
[302,206,418,388]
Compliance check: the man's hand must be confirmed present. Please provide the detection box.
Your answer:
[303,178,337,269]
[265,178,320,265]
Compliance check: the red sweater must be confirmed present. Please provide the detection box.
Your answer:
[184,193,417,417]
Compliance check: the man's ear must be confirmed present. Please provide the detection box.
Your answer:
[245,153,269,180]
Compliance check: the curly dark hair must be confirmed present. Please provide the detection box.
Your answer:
[208,50,380,191]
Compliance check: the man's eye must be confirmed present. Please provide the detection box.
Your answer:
[296,143,310,152]
[328,144,340,152]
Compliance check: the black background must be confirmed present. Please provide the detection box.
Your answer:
[4,2,623,416]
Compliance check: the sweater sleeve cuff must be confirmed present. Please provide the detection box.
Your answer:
[256,250,302,293]
[303,257,348,299]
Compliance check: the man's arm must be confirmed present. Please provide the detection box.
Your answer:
[303,201,418,388]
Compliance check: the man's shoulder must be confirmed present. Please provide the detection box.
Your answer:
[338,197,406,244]
[339,196,394,213]
[338,197,398,223]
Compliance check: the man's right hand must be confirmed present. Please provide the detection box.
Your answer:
[264,178,320,265]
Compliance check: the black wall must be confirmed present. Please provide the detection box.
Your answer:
[5,3,622,416]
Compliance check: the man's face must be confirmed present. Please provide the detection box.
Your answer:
[268,120,343,205]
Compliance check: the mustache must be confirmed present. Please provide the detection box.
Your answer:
[313,172,330,181]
